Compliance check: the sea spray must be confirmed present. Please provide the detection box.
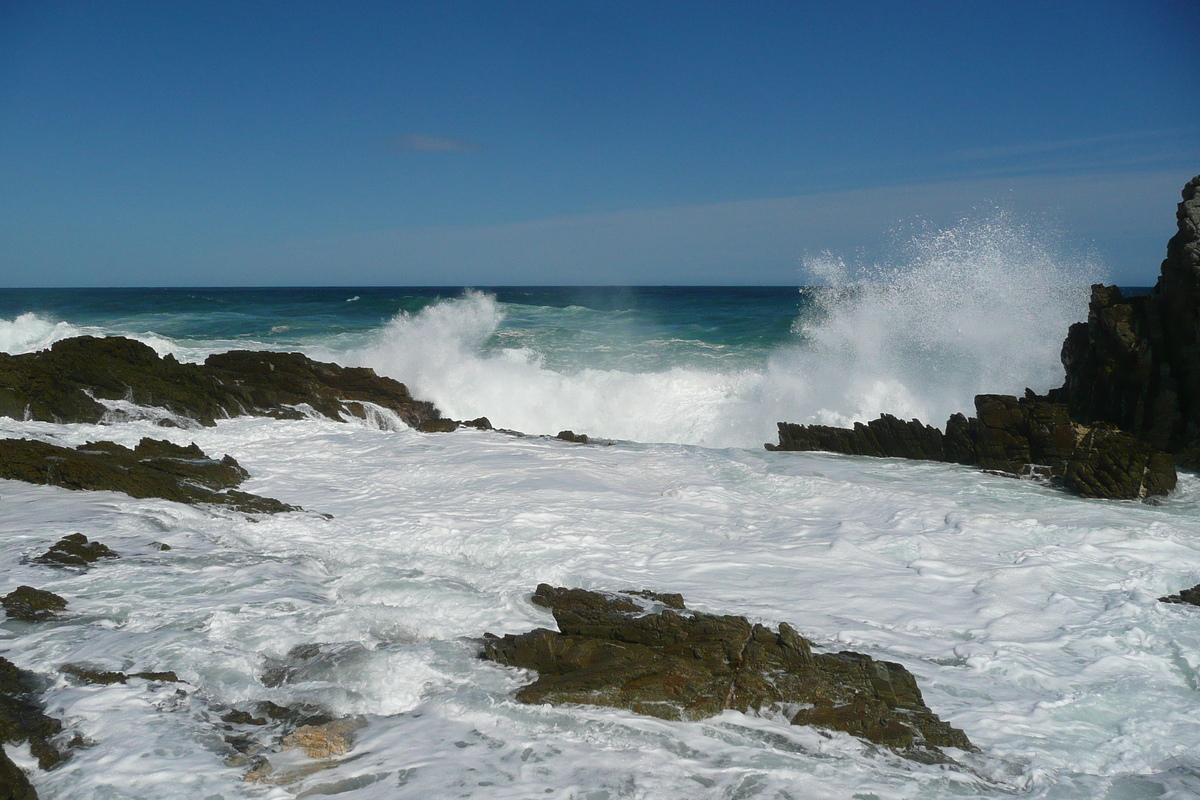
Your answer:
[0,312,85,354]
[775,214,1102,428]
[350,217,1101,447]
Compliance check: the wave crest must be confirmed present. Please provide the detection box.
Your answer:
[348,217,1099,448]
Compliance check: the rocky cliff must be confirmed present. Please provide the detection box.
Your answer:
[1059,174,1200,467]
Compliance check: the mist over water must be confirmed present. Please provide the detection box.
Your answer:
[350,218,1101,447]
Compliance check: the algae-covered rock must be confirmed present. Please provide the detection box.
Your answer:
[482,585,972,759]
[34,534,117,569]
[2,587,67,623]
[0,336,438,429]
[0,437,296,513]
[58,664,179,686]
[0,745,38,800]
[0,656,63,770]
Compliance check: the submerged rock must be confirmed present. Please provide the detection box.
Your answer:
[768,393,1176,501]
[0,437,296,513]
[1059,176,1200,468]
[0,336,439,429]
[1,587,67,623]
[481,585,972,759]
[0,656,63,770]
[58,664,179,686]
[34,534,117,569]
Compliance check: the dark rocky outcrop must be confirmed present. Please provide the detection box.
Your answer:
[0,438,295,513]
[555,430,590,444]
[481,585,972,759]
[769,177,1200,499]
[768,393,1176,500]
[0,336,438,429]
[34,534,117,569]
[0,745,37,800]
[0,657,63,770]
[1,588,66,624]
[1058,176,1200,468]
[1160,584,1200,606]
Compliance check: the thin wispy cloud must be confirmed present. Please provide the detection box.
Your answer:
[389,134,483,153]
[950,129,1187,162]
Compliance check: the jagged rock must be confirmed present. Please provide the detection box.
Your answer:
[1059,176,1200,467]
[0,657,63,770]
[0,437,295,513]
[34,534,117,569]
[769,414,944,460]
[0,336,438,429]
[0,745,38,800]
[481,585,972,758]
[1160,584,1200,606]
[556,430,590,444]
[768,393,1176,500]
[1,588,66,623]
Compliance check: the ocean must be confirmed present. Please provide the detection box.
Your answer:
[2,229,1199,799]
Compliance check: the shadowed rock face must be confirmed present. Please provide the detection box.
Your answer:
[1060,176,1200,468]
[0,336,438,428]
[0,656,63,771]
[0,437,296,513]
[768,393,1176,501]
[0,744,38,800]
[481,585,973,759]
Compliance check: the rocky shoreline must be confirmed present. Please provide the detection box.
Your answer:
[2,177,1199,795]
[767,175,1200,501]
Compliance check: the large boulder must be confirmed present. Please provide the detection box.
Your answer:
[481,585,972,759]
[1059,175,1200,467]
[0,336,438,429]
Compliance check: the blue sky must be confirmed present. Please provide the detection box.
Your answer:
[1,1,1196,286]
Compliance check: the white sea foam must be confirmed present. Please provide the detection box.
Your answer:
[2,413,1198,799]
[0,313,85,354]
[349,218,1099,446]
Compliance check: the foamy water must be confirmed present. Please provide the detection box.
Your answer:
[4,219,1196,799]
[2,413,1199,799]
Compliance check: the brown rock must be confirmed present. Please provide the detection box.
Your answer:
[482,585,973,758]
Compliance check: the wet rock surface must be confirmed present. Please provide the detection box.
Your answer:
[0,656,63,771]
[0,744,38,800]
[768,393,1176,500]
[1159,584,1200,606]
[0,437,296,513]
[481,585,972,759]
[1059,176,1200,468]
[0,335,439,429]
[1,588,67,623]
[59,664,179,686]
[34,533,117,569]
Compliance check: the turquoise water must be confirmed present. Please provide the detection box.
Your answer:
[0,286,807,372]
